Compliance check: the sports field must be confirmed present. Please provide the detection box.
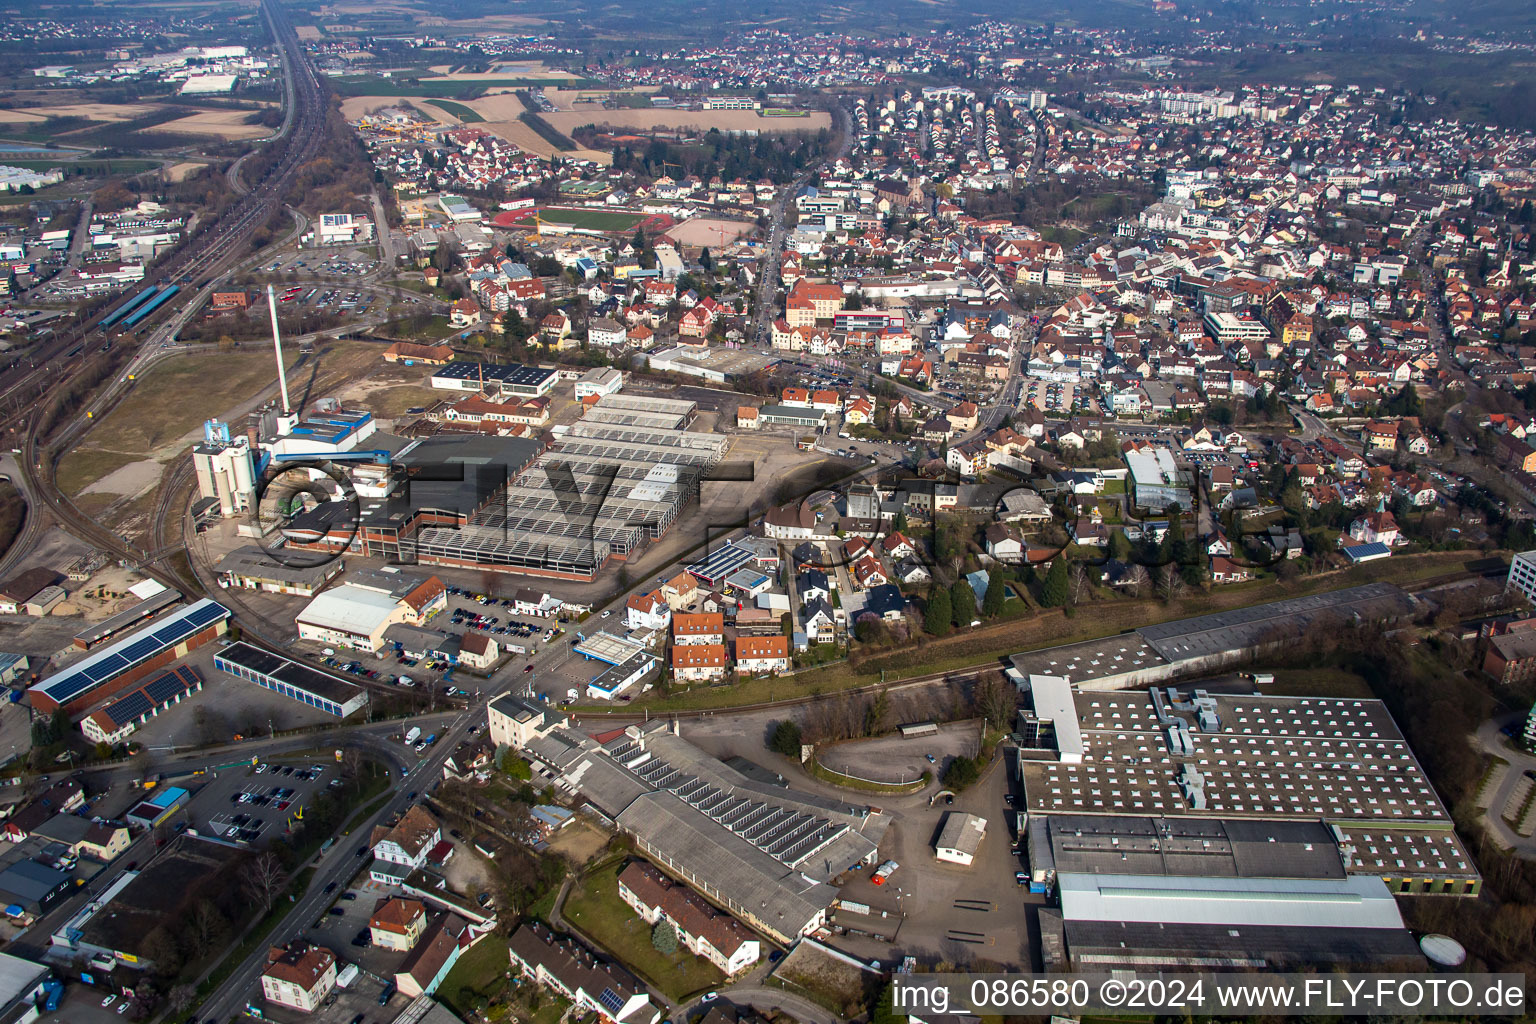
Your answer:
[502,207,649,232]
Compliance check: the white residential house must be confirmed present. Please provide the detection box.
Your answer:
[261,942,337,1014]
[617,862,760,976]
[369,805,441,881]
[625,590,672,631]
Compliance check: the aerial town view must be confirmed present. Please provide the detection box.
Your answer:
[0,0,1535,1020]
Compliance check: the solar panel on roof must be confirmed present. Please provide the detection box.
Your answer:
[46,674,97,702]
[598,989,624,1014]
[118,637,161,663]
[108,693,152,725]
[187,602,225,627]
[87,655,128,680]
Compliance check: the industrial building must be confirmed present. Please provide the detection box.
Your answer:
[193,418,256,516]
[1028,814,1429,969]
[647,345,776,383]
[215,547,344,596]
[1016,682,1480,898]
[430,362,557,398]
[934,813,987,866]
[215,641,370,717]
[27,600,229,715]
[293,570,445,653]
[279,395,727,581]
[71,587,182,650]
[266,407,378,461]
[411,395,726,580]
[515,719,889,945]
[80,665,204,745]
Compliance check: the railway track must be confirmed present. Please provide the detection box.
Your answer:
[15,0,327,592]
[0,0,327,428]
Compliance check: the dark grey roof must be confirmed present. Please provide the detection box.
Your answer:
[1063,919,1423,969]
[1044,814,1345,880]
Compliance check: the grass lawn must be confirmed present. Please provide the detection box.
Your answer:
[57,447,142,498]
[1100,478,1126,495]
[516,207,647,232]
[381,314,460,341]
[357,384,440,418]
[72,348,306,455]
[808,756,925,794]
[438,936,513,1018]
[562,862,724,1001]
[425,99,486,122]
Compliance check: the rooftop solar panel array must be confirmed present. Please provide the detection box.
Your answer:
[98,665,203,728]
[31,599,229,704]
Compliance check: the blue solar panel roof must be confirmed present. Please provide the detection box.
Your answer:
[598,989,624,1013]
[30,599,227,703]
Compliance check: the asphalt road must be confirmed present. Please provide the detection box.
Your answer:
[193,703,484,1020]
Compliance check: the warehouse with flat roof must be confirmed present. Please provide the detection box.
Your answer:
[215,641,369,717]
[430,362,557,397]
[1052,871,1423,969]
[1017,681,1481,898]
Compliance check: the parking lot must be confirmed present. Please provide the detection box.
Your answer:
[828,750,1040,968]
[264,244,379,276]
[816,722,983,787]
[187,757,338,846]
[295,867,413,1021]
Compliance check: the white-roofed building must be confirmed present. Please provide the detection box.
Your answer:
[295,584,415,653]
[1024,674,1083,763]
[935,813,987,866]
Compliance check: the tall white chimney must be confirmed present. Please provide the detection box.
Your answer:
[266,284,292,415]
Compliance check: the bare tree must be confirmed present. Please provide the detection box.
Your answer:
[241,852,285,912]
[972,669,1016,731]
[1069,563,1090,605]
[191,898,228,949]
[341,745,366,780]
[167,985,197,1014]
[1157,564,1186,603]
[1126,564,1150,598]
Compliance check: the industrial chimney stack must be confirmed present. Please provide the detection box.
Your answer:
[266,284,292,416]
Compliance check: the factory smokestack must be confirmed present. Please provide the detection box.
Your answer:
[266,284,292,415]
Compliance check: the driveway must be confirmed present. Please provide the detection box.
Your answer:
[1474,713,1536,855]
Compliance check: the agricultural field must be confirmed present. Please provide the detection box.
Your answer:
[329,76,599,98]
[0,103,159,124]
[340,96,444,122]
[423,99,484,123]
[477,119,611,164]
[148,109,268,140]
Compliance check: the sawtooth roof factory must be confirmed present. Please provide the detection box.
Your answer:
[497,702,888,944]
[1015,680,1479,897]
[280,394,726,581]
